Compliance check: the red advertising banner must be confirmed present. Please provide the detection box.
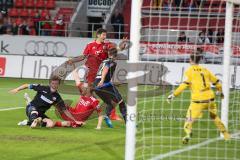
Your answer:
[0,57,6,76]
[140,42,240,56]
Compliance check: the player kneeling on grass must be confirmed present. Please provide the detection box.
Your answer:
[167,48,230,144]
[94,47,127,128]
[9,76,83,128]
[54,68,104,129]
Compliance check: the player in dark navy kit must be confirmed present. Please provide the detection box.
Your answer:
[67,28,128,121]
[94,48,127,127]
[9,76,83,128]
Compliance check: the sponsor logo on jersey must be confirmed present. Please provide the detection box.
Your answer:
[79,99,90,106]
[90,96,96,101]
[40,95,54,104]
[95,50,103,55]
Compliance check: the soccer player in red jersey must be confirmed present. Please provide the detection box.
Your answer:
[55,87,103,129]
[67,28,126,121]
[55,68,103,129]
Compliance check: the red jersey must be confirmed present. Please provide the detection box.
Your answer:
[83,40,112,70]
[68,96,101,121]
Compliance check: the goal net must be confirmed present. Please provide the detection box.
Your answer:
[127,0,240,159]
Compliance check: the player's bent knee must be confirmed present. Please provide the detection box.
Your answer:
[30,111,38,115]
[29,111,39,123]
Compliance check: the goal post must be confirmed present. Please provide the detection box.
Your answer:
[221,1,234,132]
[125,0,240,160]
[125,0,142,160]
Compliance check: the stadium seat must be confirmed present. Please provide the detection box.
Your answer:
[25,0,35,8]
[36,0,45,8]
[27,18,35,27]
[46,0,56,9]
[15,17,23,25]
[41,10,50,17]
[20,9,29,17]
[8,8,18,17]
[58,8,74,14]
[56,8,74,22]
[29,9,37,17]
[63,15,71,22]
[15,0,24,8]
[29,28,36,35]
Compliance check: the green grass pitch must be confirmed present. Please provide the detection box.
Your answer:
[135,85,240,160]
[0,78,239,160]
[0,78,125,160]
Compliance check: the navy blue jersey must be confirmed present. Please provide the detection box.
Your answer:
[96,59,117,83]
[29,84,66,113]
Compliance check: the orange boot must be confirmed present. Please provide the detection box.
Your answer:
[110,108,122,121]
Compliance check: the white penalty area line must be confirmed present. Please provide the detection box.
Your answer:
[151,132,240,160]
[0,107,24,111]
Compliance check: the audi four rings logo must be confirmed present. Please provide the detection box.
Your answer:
[24,41,68,56]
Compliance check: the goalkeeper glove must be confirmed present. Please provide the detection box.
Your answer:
[167,94,175,104]
[216,91,224,99]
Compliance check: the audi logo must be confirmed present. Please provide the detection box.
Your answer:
[24,41,68,56]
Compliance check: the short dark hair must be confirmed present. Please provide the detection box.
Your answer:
[108,47,118,58]
[190,48,203,64]
[50,75,61,84]
[96,28,107,35]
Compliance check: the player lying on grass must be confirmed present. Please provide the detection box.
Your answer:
[9,76,84,128]
[54,67,104,129]
[167,48,230,144]
[19,69,104,129]
[94,47,127,128]
[21,93,84,128]
[67,28,127,121]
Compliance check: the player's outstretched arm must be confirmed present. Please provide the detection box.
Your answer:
[56,98,85,126]
[97,66,109,87]
[215,82,224,99]
[173,82,189,96]
[117,37,128,51]
[167,93,175,104]
[67,55,86,64]
[9,84,30,94]
[167,82,189,103]
[63,109,85,126]
[72,68,83,87]
[209,70,224,99]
